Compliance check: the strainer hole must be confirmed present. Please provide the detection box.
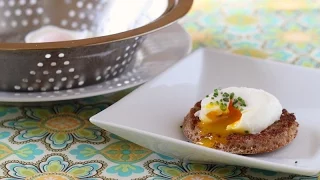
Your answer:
[22,78,28,82]
[133,43,137,47]
[51,62,57,66]
[68,10,76,17]
[76,1,84,8]
[125,46,131,51]
[61,77,67,81]
[14,86,21,90]
[15,9,22,16]
[58,53,65,58]
[36,7,44,14]
[11,21,17,27]
[86,3,93,9]
[32,18,39,25]
[116,56,121,61]
[21,19,28,26]
[124,80,129,84]
[69,68,75,72]
[64,61,70,65]
[119,68,124,73]
[41,87,47,91]
[114,64,119,68]
[61,19,68,26]
[79,12,86,19]
[71,22,78,28]
[43,70,49,75]
[80,23,87,29]
[78,81,84,86]
[43,17,50,24]
[96,76,101,81]
[56,70,62,74]
[112,71,118,76]
[45,54,51,59]
[106,66,112,71]
[8,0,15,6]
[4,10,10,17]
[14,93,20,96]
[19,0,26,5]
[36,79,41,83]
[30,71,36,75]
[121,60,126,66]
[30,0,37,5]
[113,78,119,82]
[66,84,73,89]
[28,87,34,91]
[53,87,59,91]
[74,75,79,79]
[105,74,110,79]
[25,8,32,16]
[48,78,54,82]
[117,83,122,87]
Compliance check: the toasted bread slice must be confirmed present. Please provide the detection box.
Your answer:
[182,102,299,154]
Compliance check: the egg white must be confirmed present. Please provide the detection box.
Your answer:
[197,87,282,134]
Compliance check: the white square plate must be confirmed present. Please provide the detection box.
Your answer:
[90,48,320,176]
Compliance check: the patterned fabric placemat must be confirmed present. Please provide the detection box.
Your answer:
[0,0,319,179]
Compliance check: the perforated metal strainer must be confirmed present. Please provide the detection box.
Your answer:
[0,0,193,92]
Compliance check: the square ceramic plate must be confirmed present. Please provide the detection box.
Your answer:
[90,48,320,176]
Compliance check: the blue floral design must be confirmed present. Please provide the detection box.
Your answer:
[71,141,152,177]
[2,104,108,151]
[106,164,144,177]
[0,154,105,179]
[0,143,43,161]
[0,107,18,117]
[0,132,10,140]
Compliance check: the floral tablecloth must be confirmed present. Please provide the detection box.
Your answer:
[0,0,319,179]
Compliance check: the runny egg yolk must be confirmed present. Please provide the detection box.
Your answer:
[197,100,242,147]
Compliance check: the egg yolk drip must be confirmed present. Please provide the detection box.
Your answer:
[197,100,243,147]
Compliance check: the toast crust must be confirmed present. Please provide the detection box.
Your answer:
[182,101,299,154]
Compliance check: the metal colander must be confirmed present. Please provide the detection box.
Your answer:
[0,0,193,92]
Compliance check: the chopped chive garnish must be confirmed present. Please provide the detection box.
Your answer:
[223,93,229,97]
[214,93,218,97]
[244,130,249,134]
[223,98,229,102]
[206,95,209,97]
[220,103,227,111]
[230,92,234,99]
[233,99,238,105]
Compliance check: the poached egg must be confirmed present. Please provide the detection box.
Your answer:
[195,87,282,146]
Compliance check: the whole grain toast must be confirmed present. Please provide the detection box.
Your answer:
[182,101,299,154]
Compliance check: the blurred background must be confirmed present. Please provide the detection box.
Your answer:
[181,0,320,68]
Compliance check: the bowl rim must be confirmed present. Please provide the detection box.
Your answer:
[0,0,193,50]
